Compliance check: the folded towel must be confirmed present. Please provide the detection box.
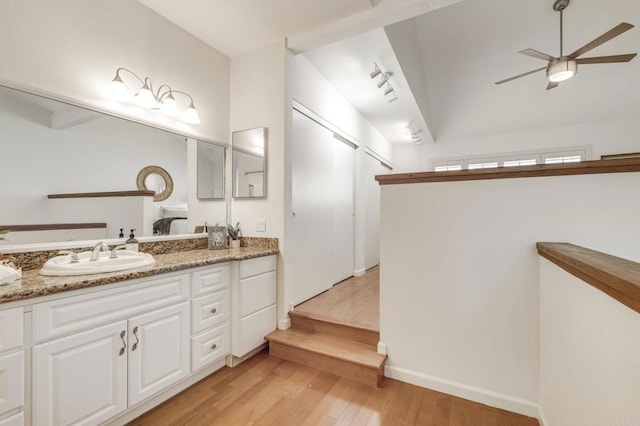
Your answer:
[0,264,21,286]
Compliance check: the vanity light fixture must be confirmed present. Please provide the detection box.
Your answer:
[109,68,201,125]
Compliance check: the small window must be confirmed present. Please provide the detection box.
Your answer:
[435,164,463,172]
[503,158,537,167]
[543,155,582,164]
[467,161,498,170]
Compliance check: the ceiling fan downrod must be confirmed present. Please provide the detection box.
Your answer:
[553,0,570,56]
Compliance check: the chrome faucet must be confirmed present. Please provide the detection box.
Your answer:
[110,245,127,259]
[90,242,109,261]
[58,250,80,263]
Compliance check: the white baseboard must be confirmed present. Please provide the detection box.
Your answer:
[538,405,549,426]
[278,317,291,330]
[354,268,366,277]
[385,365,540,419]
[377,341,387,355]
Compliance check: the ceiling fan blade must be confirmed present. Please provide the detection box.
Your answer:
[495,66,547,85]
[569,23,635,58]
[576,53,637,64]
[519,48,556,62]
[546,81,559,90]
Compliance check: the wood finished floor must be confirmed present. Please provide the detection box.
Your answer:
[294,266,380,331]
[129,350,539,426]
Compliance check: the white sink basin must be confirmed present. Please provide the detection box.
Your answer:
[40,250,155,276]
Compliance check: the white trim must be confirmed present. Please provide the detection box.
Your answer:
[377,341,387,355]
[384,365,540,418]
[292,99,360,148]
[353,268,366,277]
[364,147,393,170]
[538,405,550,426]
[278,317,291,330]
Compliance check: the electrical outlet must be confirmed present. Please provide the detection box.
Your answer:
[256,219,266,232]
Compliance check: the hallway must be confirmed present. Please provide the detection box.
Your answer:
[294,266,379,331]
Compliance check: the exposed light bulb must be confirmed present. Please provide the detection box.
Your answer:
[160,93,179,116]
[182,101,201,124]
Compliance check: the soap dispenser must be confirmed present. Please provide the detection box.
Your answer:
[126,229,139,252]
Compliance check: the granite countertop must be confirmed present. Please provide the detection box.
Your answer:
[0,247,279,304]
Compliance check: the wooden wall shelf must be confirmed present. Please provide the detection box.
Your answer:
[0,223,107,232]
[537,242,640,314]
[48,190,155,199]
[376,158,640,185]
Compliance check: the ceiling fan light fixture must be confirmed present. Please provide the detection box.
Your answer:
[547,58,577,82]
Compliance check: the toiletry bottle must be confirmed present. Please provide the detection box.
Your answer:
[126,229,139,252]
[119,228,124,238]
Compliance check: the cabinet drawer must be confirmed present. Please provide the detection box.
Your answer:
[33,273,189,343]
[0,308,23,353]
[191,264,230,296]
[239,255,276,279]
[191,323,229,372]
[0,412,23,426]
[0,351,23,418]
[235,304,276,357]
[240,271,276,317]
[191,290,229,333]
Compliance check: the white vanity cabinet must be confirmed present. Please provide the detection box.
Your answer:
[232,255,277,358]
[0,252,275,425]
[31,273,191,426]
[0,307,24,424]
[190,265,230,372]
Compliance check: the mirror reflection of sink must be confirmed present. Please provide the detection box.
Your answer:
[40,251,155,276]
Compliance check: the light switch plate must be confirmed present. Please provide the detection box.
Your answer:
[256,219,266,232]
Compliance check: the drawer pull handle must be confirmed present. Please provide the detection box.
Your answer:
[210,308,217,314]
[132,326,140,351]
[211,344,217,350]
[119,331,126,356]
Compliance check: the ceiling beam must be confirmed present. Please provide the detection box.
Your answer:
[287,0,463,53]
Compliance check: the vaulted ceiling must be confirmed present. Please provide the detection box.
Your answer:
[137,0,640,145]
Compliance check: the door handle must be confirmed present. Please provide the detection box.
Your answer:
[119,330,126,356]
[132,326,140,351]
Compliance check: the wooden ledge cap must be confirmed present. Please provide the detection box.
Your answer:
[537,242,640,314]
[376,158,640,185]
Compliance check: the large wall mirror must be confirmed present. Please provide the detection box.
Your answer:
[0,83,226,247]
[232,127,267,198]
[197,141,225,200]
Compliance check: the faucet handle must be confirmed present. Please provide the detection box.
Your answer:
[110,245,128,259]
[58,250,80,263]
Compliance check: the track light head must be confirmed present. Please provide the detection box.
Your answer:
[370,67,382,79]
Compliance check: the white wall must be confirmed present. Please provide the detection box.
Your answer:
[379,172,640,417]
[229,42,288,327]
[0,0,229,144]
[392,119,640,173]
[539,258,640,426]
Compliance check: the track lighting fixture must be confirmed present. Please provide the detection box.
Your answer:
[109,67,201,124]
[370,63,398,102]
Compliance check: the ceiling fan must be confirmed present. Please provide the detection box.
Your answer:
[495,0,637,90]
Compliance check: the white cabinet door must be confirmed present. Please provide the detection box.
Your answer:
[0,351,23,418]
[32,320,128,426]
[128,303,189,407]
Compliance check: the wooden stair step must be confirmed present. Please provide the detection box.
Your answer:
[289,310,379,346]
[265,328,387,387]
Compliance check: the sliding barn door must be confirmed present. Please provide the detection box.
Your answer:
[291,109,355,305]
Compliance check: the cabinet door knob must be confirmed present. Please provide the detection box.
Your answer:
[211,344,217,350]
[210,308,217,314]
[132,326,140,351]
[119,330,126,356]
